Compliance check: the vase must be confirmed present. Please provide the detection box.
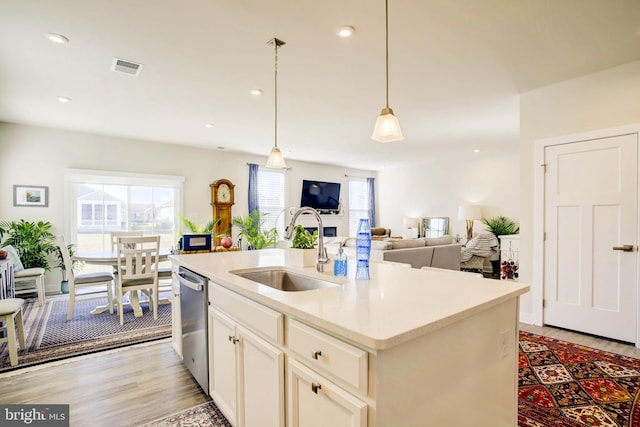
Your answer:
[61,280,69,294]
[288,248,316,268]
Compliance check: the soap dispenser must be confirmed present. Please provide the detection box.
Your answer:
[333,242,348,277]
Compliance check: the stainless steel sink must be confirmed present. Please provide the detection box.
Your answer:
[231,268,340,292]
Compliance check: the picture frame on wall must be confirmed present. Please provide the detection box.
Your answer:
[13,185,49,207]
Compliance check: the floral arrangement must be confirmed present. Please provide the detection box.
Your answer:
[501,259,519,280]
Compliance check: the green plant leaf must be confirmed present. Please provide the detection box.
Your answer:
[232,211,278,249]
[480,216,519,237]
[291,225,317,249]
[0,219,56,270]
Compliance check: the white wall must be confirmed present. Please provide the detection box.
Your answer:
[377,149,520,239]
[0,122,375,290]
[519,60,640,321]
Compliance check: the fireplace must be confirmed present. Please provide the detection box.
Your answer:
[304,226,337,237]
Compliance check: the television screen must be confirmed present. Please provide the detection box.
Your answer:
[300,180,341,212]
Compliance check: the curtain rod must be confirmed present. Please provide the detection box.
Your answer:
[345,173,374,179]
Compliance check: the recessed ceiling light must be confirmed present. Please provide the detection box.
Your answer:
[250,89,263,96]
[45,33,69,44]
[57,96,72,103]
[205,123,214,128]
[474,148,481,153]
[336,26,355,38]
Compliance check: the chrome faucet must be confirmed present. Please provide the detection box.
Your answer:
[285,207,329,272]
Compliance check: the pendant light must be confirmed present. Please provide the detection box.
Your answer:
[371,0,404,143]
[265,37,288,169]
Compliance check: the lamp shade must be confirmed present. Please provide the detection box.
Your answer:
[457,205,482,221]
[265,146,287,169]
[371,108,404,143]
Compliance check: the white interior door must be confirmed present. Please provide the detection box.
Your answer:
[544,133,638,343]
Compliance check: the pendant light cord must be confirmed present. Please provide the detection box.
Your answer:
[385,0,389,109]
[274,40,279,149]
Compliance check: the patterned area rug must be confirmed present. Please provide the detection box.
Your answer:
[0,293,172,372]
[137,401,231,427]
[519,331,640,426]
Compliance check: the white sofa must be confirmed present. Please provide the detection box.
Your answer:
[340,235,462,270]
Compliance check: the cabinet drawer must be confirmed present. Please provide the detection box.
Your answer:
[288,319,367,394]
[288,359,367,427]
[210,284,283,344]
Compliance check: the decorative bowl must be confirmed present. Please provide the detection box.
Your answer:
[0,250,7,260]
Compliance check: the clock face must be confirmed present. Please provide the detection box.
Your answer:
[218,183,231,203]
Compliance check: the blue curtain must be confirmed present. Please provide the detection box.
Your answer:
[248,163,259,215]
[367,177,376,227]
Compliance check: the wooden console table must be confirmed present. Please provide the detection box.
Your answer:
[0,258,15,299]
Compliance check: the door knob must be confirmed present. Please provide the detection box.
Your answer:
[612,245,634,252]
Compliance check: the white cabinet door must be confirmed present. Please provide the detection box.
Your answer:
[171,281,182,357]
[288,359,367,427]
[209,307,238,425]
[237,324,285,427]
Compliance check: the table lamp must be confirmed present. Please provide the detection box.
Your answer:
[404,217,419,239]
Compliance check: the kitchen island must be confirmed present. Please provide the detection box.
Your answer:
[171,249,529,427]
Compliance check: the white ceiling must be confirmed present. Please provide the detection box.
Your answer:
[1,0,639,170]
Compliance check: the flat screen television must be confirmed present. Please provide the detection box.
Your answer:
[300,180,341,213]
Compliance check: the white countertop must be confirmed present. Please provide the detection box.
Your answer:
[171,249,529,351]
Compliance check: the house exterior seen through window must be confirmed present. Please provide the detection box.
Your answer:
[65,169,184,253]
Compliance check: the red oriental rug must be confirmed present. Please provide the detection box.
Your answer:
[518,331,640,426]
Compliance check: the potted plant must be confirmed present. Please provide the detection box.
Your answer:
[480,216,519,278]
[480,216,519,237]
[288,225,318,268]
[180,215,227,250]
[0,219,56,270]
[231,211,277,250]
[55,242,80,294]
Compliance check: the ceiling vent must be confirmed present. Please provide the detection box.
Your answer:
[111,58,143,77]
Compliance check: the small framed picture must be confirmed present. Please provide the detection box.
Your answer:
[13,185,49,207]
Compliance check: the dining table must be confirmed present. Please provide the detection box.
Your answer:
[73,248,173,318]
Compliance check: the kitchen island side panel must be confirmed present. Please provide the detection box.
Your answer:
[373,298,519,427]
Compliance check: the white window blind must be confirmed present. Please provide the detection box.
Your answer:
[258,168,285,238]
[348,178,369,236]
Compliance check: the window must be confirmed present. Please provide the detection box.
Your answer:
[348,178,369,236]
[65,169,184,252]
[258,168,285,238]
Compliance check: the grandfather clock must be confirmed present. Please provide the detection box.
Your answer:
[210,179,235,246]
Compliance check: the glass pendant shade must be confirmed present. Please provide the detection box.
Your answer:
[371,107,404,142]
[266,145,287,169]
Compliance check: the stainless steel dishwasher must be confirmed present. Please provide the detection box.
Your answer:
[178,266,209,393]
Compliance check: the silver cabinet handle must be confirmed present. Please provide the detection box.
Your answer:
[311,382,322,394]
[311,350,322,360]
[613,245,634,252]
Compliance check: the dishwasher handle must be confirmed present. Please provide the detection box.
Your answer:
[178,271,205,292]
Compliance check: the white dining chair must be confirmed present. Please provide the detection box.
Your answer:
[0,298,26,366]
[115,235,160,325]
[110,231,143,250]
[58,235,115,320]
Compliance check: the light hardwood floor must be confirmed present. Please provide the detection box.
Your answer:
[0,339,209,427]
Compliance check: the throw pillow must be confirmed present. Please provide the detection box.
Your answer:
[1,245,24,272]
